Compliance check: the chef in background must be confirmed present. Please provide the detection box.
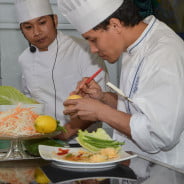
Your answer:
[14,0,108,141]
[59,0,184,169]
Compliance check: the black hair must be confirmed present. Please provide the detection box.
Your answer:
[49,14,55,25]
[19,14,57,37]
[20,14,56,29]
[94,0,143,30]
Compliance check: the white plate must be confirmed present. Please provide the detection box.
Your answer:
[52,159,117,170]
[52,161,117,172]
[39,145,137,169]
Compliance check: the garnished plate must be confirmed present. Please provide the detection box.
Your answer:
[39,145,137,170]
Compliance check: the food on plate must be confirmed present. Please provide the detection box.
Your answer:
[0,86,43,136]
[99,147,120,159]
[88,153,108,163]
[0,86,65,137]
[51,128,124,163]
[0,105,40,136]
[0,86,38,105]
[0,105,65,136]
[76,128,125,152]
[56,147,70,155]
[34,115,57,133]
[54,147,119,163]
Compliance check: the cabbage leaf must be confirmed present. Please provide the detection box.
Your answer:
[0,86,38,105]
[76,128,124,152]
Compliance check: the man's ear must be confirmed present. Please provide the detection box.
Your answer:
[109,18,123,33]
[53,14,58,28]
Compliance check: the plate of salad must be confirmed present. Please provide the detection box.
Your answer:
[39,128,137,170]
[39,145,137,169]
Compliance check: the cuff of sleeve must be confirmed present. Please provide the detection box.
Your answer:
[130,113,159,153]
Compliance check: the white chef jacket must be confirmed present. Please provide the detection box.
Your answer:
[18,31,108,125]
[113,16,184,170]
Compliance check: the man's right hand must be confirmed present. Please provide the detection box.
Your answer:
[73,77,105,101]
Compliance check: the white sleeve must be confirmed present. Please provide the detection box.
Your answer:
[130,45,184,153]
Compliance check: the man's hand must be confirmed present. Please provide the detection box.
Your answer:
[73,78,105,101]
[63,97,106,121]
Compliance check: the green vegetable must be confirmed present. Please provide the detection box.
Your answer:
[76,128,125,152]
[24,138,67,156]
[24,122,67,156]
[83,136,124,147]
[0,86,38,105]
[56,120,67,132]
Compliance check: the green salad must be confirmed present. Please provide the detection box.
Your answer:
[0,86,38,105]
[76,128,125,152]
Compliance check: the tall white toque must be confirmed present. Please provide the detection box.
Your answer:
[57,0,124,34]
[15,0,53,24]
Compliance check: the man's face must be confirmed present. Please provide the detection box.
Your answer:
[82,23,125,63]
[21,15,58,51]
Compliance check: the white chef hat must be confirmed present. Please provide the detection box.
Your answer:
[15,0,53,24]
[57,0,124,34]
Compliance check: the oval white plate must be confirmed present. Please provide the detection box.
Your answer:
[39,145,137,169]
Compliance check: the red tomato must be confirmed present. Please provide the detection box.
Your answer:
[57,148,69,155]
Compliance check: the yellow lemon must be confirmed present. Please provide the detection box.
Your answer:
[67,94,82,99]
[35,167,50,184]
[66,95,82,116]
[34,115,57,133]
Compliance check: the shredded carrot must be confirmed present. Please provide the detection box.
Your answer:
[0,105,40,136]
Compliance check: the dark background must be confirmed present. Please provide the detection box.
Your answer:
[133,0,184,40]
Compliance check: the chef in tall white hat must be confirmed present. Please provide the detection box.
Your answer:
[60,0,184,170]
[14,0,108,140]
[57,0,123,34]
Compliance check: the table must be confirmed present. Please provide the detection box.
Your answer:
[0,154,183,184]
